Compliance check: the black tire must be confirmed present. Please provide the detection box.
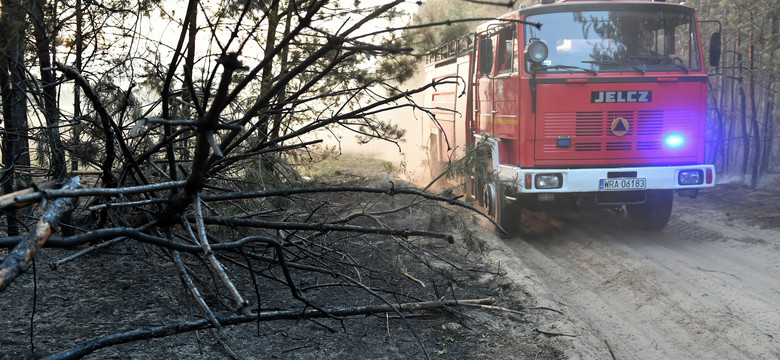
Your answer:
[483,183,498,219]
[484,183,522,237]
[626,190,673,231]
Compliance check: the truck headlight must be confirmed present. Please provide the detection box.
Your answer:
[525,40,549,64]
[535,174,562,189]
[678,169,704,185]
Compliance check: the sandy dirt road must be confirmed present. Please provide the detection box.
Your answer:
[499,196,780,360]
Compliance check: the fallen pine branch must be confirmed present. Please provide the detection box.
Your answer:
[45,298,495,360]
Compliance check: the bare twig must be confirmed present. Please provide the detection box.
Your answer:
[533,328,577,338]
[174,250,223,331]
[192,193,250,316]
[530,306,565,315]
[605,339,618,360]
[49,237,125,270]
[454,302,524,316]
[400,270,426,288]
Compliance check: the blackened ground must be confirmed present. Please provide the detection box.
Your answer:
[0,159,566,360]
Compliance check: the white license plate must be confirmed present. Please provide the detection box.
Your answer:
[599,178,646,191]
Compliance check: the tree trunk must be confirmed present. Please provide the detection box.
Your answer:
[761,100,773,177]
[0,0,32,236]
[739,86,749,181]
[72,0,82,172]
[761,16,779,178]
[32,0,66,179]
[748,14,761,189]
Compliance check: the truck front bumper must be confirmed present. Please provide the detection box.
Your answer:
[498,164,716,194]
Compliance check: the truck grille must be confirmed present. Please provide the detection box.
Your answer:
[542,110,694,152]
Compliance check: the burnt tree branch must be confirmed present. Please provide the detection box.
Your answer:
[0,177,80,292]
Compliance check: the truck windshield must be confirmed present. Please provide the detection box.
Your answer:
[525,9,701,73]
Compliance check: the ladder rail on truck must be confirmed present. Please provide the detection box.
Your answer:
[422,0,720,234]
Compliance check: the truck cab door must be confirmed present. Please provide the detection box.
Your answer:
[475,35,495,135]
[492,25,518,140]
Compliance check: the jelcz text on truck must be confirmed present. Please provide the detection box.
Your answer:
[423,0,720,233]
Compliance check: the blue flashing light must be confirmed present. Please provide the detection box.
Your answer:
[664,134,685,149]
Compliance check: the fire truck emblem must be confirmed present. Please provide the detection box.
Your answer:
[611,117,629,136]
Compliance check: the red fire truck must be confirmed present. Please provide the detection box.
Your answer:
[423,0,719,233]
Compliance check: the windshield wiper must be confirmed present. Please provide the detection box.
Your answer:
[668,62,689,73]
[581,60,645,75]
[539,64,598,75]
[629,55,690,73]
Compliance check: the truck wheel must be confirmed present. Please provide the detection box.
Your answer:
[484,183,522,237]
[626,190,673,231]
[483,183,497,219]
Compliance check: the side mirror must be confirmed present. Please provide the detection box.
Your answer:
[525,39,549,64]
[709,32,721,68]
[478,38,494,76]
